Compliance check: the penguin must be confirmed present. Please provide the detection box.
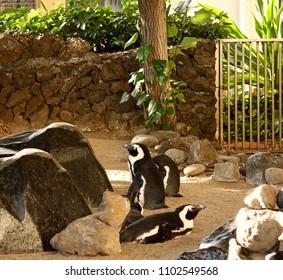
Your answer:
[178,247,228,260]
[120,202,144,232]
[153,154,182,197]
[120,204,205,244]
[123,143,167,209]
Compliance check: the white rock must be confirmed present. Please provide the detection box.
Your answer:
[50,215,121,256]
[131,134,159,148]
[217,155,240,164]
[265,167,283,185]
[212,162,241,182]
[244,184,277,210]
[149,130,180,142]
[94,191,130,228]
[165,148,188,165]
[50,191,130,256]
[189,139,218,165]
[236,217,282,253]
[183,164,205,176]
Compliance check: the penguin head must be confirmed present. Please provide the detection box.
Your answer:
[123,143,151,163]
[131,202,144,215]
[176,204,205,226]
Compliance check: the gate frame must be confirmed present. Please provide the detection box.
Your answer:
[215,38,283,152]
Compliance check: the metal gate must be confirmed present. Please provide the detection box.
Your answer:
[215,39,283,152]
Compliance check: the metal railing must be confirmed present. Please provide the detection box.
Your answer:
[216,39,283,152]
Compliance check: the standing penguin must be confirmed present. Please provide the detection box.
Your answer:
[123,143,167,210]
[120,204,205,244]
[153,154,181,197]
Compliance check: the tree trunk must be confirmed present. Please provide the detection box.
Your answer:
[138,0,176,130]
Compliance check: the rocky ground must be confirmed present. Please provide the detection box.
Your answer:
[0,131,254,260]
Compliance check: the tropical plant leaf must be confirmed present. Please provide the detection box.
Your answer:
[181,37,198,48]
[148,100,159,117]
[174,0,192,14]
[137,93,149,107]
[167,25,178,38]
[136,44,152,62]
[168,46,184,58]
[124,32,139,49]
[164,106,175,116]
[191,9,213,25]
[120,92,130,103]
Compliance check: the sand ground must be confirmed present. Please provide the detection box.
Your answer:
[0,131,254,260]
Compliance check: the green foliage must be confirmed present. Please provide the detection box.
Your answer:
[0,0,140,52]
[0,0,231,53]
[167,2,231,46]
[120,43,186,129]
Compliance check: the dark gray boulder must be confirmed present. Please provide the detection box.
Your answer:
[245,152,283,185]
[0,122,113,207]
[0,148,91,253]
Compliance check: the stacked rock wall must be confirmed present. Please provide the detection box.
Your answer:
[0,32,217,139]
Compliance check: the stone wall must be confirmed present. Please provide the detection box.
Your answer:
[0,31,217,139]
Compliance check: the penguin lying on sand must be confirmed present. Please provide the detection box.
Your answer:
[120,204,205,244]
[123,143,167,209]
[153,154,181,197]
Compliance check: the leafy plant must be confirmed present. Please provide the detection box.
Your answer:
[120,44,186,129]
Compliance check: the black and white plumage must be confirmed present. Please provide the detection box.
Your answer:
[123,143,167,210]
[178,247,228,260]
[120,202,144,232]
[153,154,181,197]
[120,204,205,244]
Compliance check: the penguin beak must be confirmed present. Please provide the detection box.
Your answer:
[123,143,132,150]
[195,204,206,212]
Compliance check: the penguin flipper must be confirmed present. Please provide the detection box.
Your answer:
[142,223,171,244]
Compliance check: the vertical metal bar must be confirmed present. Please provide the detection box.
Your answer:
[234,42,238,150]
[215,40,221,145]
[256,42,260,149]
[219,40,224,147]
[264,42,268,149]
[271,42,275,149]
[249,43,253,150]
[242,42,246,150]
[227,42,231,148]
[279,42,282,150]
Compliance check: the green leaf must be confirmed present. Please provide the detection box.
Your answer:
[137,44,152,62]
[191,9,213,25]
[165,106,175,116]
[168,46,184,58]
[175,92,186,103]
[148,100,159,117]
[124,32,139,50]
[162,120,171,130]
[168,60,176,71]
[181,37,198,48]
[167,25,178,38]
[120,92,130,104]
[137,93,149,107]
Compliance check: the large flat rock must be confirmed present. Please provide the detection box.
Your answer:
[0,122,113,207]
[0,148,91,253]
